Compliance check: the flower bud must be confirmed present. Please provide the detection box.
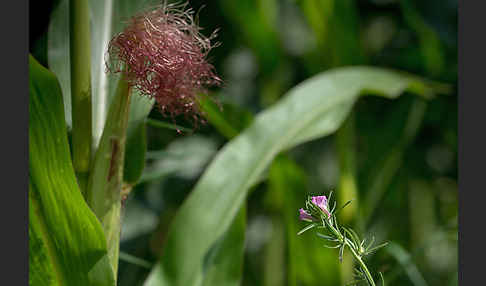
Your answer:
[299,208,314,222]
[311,195,331,218]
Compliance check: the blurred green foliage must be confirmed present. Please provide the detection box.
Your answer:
[30,0,457,285]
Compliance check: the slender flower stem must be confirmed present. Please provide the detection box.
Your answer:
[328,220,376,285]
[70,0,92,196]
[299,195,386,286]
[345,239,376,286]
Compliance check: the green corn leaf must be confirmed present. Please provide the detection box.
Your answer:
[29,54,115,286]
[201,207,246,286]
[199,99,254,286]
[144,66,440,286]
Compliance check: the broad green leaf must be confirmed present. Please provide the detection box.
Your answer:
[29,55,114,286]
[144,67,438,286]
[201,207,246,286]
[198,100,253,286]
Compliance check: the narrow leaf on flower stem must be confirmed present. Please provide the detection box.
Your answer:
[316,233,337,241]
[365,242,389,255]
[339,242,345,263]
[365,236,376,252]
[334,200,353,215]
[344,227,361,247]
[379,272,385,286]
[324,244,342,249]
[297,223,317,235]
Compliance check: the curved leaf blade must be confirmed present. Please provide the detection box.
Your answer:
[201,207,246,286]
[29,55,114,286]
[144,67,439,286]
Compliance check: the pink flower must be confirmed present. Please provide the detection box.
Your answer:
[107,2,221,124]
[299,208,314,221]
[311,196,331,218]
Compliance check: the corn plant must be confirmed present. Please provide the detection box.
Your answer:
[29,1,451,285]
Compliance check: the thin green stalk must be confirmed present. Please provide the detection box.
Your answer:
[87,77,131,278]
[326,220,376,286]
[346,242,376,286]
[70,0,92,196]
